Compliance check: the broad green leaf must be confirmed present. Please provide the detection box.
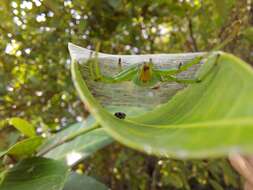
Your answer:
[39,121,113,165]
[63,173,108,190]
[1,137,44,158]
[0,157,69,190]
[71,52,253,158]
[8,118,36,137]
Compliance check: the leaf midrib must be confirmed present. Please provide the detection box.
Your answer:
[125,117,253,129]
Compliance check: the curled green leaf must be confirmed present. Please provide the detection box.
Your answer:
[71,52,253,158]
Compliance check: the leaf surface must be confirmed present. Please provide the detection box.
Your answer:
[63,173,108,190]
[0,157,69,190]
[1,137,44,158]
[8,118,36,137]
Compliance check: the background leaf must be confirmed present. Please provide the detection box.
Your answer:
[0,157,69,190]
[63,173,108,190]
[8,118,36,137]
[0,152,6,158]
[212,0,236,26]
[39,120,113,165]
[243,27,253,43]
[2,137,44,158]
[210,179,224,190]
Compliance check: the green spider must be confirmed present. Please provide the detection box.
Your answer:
[87,53,219,87]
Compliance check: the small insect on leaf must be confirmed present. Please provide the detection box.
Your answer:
[114,112,126,119]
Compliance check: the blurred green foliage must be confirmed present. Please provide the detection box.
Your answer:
[0,0,252,189]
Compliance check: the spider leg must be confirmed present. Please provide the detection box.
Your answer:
[118,58,122,70]
[87,58,103,81]
[177,55,204,72]
[197,52,221,81]
[88,59,96,80]
[89,60,138,83]
[161,75,201,84]
[94,58,102,78]
[161,53,221,84]
[154,55,203,76]
[106,65,138,83]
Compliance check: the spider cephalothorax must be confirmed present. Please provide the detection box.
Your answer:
[139,62,153,83]
[133,60,160,87]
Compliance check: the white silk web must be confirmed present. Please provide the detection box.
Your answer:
[68,43,205,110]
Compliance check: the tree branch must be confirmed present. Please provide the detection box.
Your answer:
[187,18,199,52]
